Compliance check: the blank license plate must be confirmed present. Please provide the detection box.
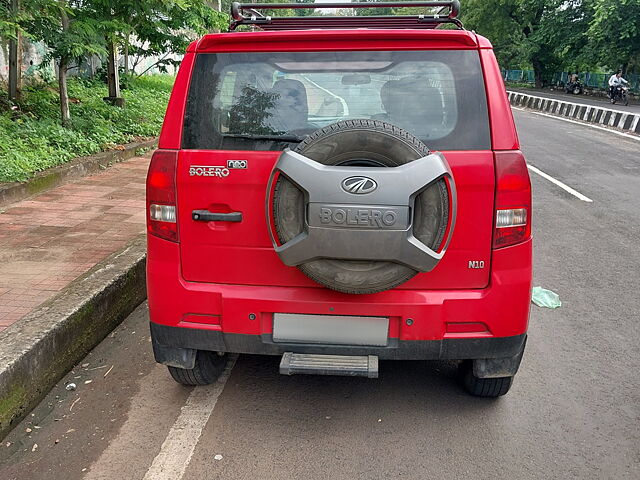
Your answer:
[272,313,389,346]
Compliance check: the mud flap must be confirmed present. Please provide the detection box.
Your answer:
[472,337,527,378]
[152,342,197,369]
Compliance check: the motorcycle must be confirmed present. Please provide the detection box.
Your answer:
[610,85,630,106]
[565,79,583,95]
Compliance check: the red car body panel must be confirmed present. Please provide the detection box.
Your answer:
[148,28,532,361]
[177,149,494,289]
[148,234,531,340]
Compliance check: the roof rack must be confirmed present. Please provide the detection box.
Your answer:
[229,1,463,31]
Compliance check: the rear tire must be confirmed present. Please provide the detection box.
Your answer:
[461,362,513,397]
[168,350,227,386]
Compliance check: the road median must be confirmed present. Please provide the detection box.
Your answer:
[0,236,147,439]
[507,90,640,135]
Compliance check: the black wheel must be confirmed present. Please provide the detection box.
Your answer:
[623,95,629,106]
[272,119,450,295]
[167,350,227,386]
[461,362,513,397]
[572,86,582,95]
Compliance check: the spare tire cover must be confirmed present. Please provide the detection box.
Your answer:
[273,119,449,294]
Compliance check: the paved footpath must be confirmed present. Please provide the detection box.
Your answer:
[0,153,151,332]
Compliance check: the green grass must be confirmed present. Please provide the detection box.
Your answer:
[0,75,173,183]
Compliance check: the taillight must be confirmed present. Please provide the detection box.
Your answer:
[146,150,179,242]
[493,151,531,249]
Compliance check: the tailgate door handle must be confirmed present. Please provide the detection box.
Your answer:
[192,210,243,222]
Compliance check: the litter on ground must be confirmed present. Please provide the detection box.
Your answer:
[531,287,562,309]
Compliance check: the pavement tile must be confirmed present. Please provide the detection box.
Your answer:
[0,154,150,329]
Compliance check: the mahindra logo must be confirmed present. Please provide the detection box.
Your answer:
[341,176,377,195]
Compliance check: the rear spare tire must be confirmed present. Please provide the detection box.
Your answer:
[272,120,450,294]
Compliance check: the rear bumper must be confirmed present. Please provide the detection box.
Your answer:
[150,321,526,361]
[147,234,532,360]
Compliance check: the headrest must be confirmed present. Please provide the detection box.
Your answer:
[379,77,444,135]
[266,79,309,132]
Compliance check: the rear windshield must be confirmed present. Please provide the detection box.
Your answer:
[182,50,490,151]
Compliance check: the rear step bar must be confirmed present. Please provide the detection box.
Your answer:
[280,352,379,378]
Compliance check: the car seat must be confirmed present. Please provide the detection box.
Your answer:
[265,79,311,133]
[372,77,444,139]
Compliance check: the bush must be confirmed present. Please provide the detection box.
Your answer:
[0,75,173,183]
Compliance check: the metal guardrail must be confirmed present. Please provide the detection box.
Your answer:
[502,69,639,91]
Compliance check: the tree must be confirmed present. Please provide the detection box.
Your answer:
[462,0,558,87]
[119,0,227,75]
[587,0,640,74]
[85,0,226,104]
[24,0,105,126]
[0,0,24,39]
[461,0,606,85]
[535,0,596,74]
[6,0,21,101]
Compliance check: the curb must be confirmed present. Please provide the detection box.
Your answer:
[0,236,147,439]
[0,138,157,208]
[507,91,640,134]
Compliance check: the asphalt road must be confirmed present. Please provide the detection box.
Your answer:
[509,87,638,113]
[1,109,639,479]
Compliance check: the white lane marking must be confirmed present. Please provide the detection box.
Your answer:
[527,165,593,203]
[512,107,640,142]
[143,355,238,480]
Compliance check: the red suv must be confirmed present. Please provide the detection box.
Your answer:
[146,1,532,397]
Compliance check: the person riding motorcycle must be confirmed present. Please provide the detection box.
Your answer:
[565,72,582,94]
[609,70,628,99]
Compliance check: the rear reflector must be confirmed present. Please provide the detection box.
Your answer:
[146,150,179,242]
[493,151,531,249]
[446,322,489,334]
[181,314,221,325]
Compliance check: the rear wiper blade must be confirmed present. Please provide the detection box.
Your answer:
[222,133,305,142]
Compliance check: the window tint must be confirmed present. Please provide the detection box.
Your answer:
[182,50,490,151]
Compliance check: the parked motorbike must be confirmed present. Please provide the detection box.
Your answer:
[610,85,630,106]
[565,80,583,95]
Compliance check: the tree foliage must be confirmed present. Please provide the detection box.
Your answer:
[587,0,640,72]
[3,0,640,127]
[462,0,639,79]
[24,1,105,62]
[9,0,226,125]
[23,0,106,125]
[117,0,227,73]
[0,1,21,40]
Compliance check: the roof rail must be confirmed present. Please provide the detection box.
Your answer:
[229,1,463,31]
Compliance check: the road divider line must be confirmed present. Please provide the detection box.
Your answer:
[143,355,238,480]
[527,165,593,202]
